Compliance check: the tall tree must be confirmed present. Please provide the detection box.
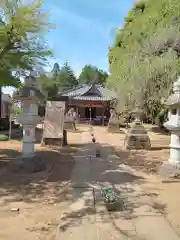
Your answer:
[107,0,180,121]
[52,62,60,77]
[0,0,53,117]
[56,61,78,92]
[38,62,78,97]
[38,62,60,98]
[38,73,58,98]
[78,65,108,85]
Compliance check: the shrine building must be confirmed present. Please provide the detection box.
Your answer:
[57,84,116,125]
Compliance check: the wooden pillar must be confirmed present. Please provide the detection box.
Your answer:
[102,104,105,126]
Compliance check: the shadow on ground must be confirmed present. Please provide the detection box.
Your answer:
[0,137,166,235]
[151,126,170,136]
[55,142,166,234]
[0,146,76,204]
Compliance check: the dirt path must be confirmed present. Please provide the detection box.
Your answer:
[1,125,180,239]
[55,126,180,240]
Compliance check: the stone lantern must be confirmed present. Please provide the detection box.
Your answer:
[163,76,180,169]
[14,74,45,159]
[124,105,151,150]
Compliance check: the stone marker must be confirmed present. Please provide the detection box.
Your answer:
[64,108,76,131]
[159,76,180,178]
[42,101,65,146]
[124,106,151,150]
[107,109,120,133]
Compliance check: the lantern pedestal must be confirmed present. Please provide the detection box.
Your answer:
[124,108,151,150]
[159,77,180,178]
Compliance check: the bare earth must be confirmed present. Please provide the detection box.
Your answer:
[0,124,180,239]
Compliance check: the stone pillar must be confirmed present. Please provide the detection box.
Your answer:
[21,102,38,157]
[102,106,105,126]
[168,130,180,165]
[22,126,35,157]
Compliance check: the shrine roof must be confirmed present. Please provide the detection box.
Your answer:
[59,84,116,101]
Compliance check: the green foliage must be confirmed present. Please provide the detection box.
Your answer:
[0,134,9,141]
[56,61,78,92]
[78,65,108,85]
[12,106,21,115]
[108,0,180,120]
[0,0,53,87]
[38,74,58,98]
[38,62,78,97]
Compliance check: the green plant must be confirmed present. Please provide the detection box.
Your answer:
[0,134,9,141]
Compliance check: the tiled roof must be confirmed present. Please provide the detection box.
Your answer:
[60,84,116,101]
[73,96,112,101]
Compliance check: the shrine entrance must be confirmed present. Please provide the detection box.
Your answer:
[85,107,96,119]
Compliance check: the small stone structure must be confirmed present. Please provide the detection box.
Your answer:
[64,107,76,131]
[124,107,151,150]
[107,109,120,133]
[159,77,180,177]
[13,74,45,172]
[42,101,65,146]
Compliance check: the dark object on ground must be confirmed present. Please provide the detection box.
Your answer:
[62,129,68,146]
[96,149,101,157]
[92,137,96,143]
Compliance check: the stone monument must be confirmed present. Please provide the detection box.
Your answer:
[42,101,65,146]
[124,106,151,150]
[107,109,120,133]
[13,74,45,172]
[64,107,76,131]
[159,76,180,177]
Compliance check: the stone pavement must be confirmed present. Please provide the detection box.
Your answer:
[55,126,180,240]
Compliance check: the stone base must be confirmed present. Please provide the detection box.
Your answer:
[158,162,180,178]
[124,123,151,150]
[64,122,76,131]
[107,123,120,133]
[43,138,62,146]
[124,134,151,150]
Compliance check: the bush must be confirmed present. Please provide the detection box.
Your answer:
[0,134,9,141]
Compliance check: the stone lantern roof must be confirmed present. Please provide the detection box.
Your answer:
[13,74,45,102]
[19,86,44,100]
[165,76,180,106]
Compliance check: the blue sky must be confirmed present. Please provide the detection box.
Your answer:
[3,0,134,94]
